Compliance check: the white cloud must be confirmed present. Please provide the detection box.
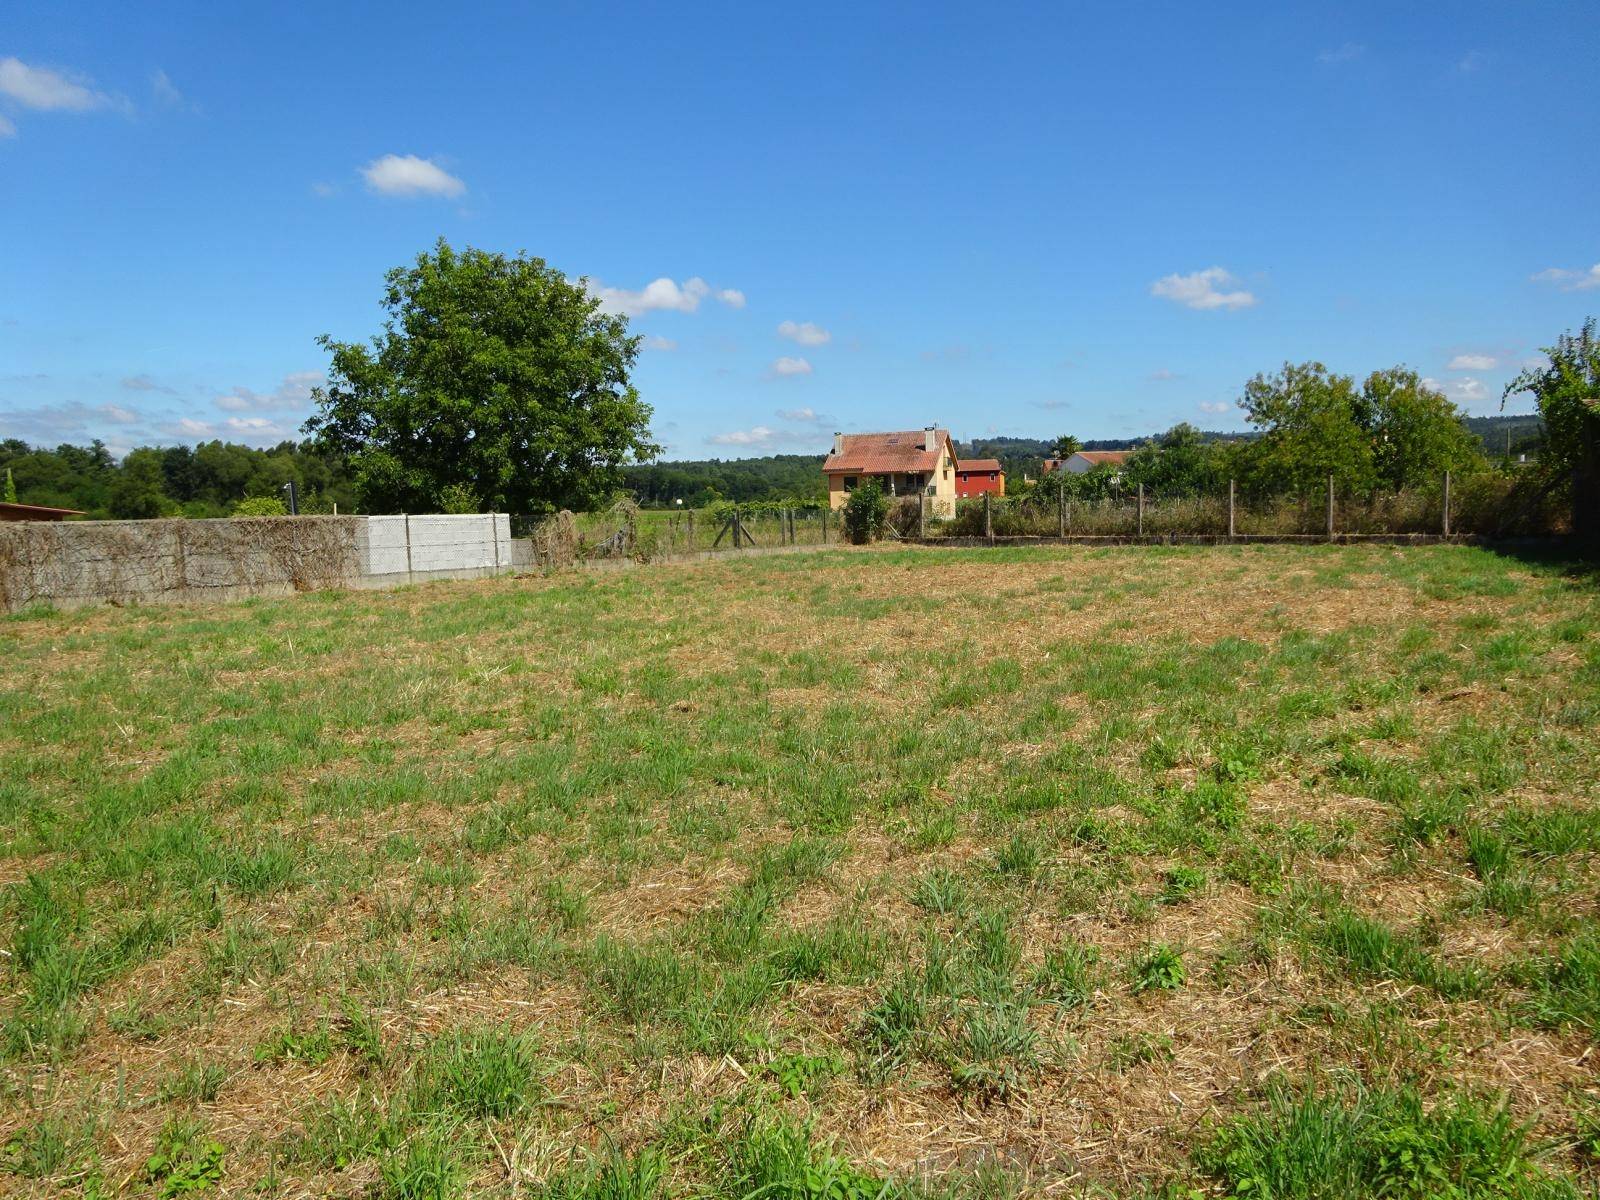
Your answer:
[1149,368,1181,381]
[310,181,338,198]
[590,276,744,318]
[0,114,14,138]
[778,320,831,346]
[98,404,139,423]
[212,370,320,413]
[1150,266,1258,311]
[168,417,214,438]
[1447,353,1497,371]
[122,373,177,394]
[1197,400,1233,414]
[709,425,775,446]
[361,154,466,198]
[1423,376,1490,404]
[592,276,706,316]
[151,69,187,109]
[771,356,812,377]
[0,57,109,111]
[1318,42,1365,65]
[643,335,677,351]
[1532,264,1600,292]
[1458,50,1486,73]
[778,407,818,422]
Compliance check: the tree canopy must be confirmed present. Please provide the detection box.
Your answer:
[1504,317,1600,542]
[306,240,658,514]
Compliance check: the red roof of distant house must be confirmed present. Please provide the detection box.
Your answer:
[1073,450,1132,466]
[957,458,1002,473]
[823,429,953,474]
[0,501,86,522]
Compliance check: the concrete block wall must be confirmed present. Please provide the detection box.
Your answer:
[0,512,515,612]
[363,514,512,577]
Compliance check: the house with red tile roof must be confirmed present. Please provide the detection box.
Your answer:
[954,458,1005,498]
[822,427,958,516]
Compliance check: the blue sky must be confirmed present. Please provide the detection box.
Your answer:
[2,1,1597,460]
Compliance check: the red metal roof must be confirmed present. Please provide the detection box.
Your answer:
[0,501,87,521]
[957,459,1002,474]
[823,429,953,474]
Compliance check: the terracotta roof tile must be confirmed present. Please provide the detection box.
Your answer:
[822,429,952,474]
[957,459,1002,473]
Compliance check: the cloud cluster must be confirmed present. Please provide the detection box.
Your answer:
[1423,376,1490,404]
[361,154,466,198]
[1150,267,1258,311]
[1447,353,1497,371]
[770,356,812,377]
[709,426,776,446]
[0,57,111,111]
[777,320,830,346]
[1532,264,1600,292]
[1197,400,1233,415]
[213,370,321,413]
[590,276,745,318]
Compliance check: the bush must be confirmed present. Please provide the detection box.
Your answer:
[841,478,889,544]
[233,496,288,517]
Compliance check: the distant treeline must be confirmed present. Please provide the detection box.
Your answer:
[0,414,1547,518]
[1,438,356,520]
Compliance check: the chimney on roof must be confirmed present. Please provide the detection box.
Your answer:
[832,431,844,456]
[924,425,938,452]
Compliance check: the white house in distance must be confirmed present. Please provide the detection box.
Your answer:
[1043,450,1133,474]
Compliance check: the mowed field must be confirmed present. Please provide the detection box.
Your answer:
[3,545,1599,1199]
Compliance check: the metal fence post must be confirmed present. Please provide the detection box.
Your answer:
[1443,471,1452,537]
[404,513,414,582]
[1228,479,1236,540]
[1137,484,1145,538]
[1326,475,1335,541]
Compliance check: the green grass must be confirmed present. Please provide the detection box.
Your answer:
[1,543,1596,1195]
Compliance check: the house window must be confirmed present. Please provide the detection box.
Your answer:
[843,476,857,492]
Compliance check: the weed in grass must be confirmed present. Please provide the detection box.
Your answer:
[1033,941,1101,1008]
[541,1147,667,1200]
[990,831,1046,880]
[1515,933,1600,1033]
[159,1057,228,1104]
[765,1051,846,1100]
[727,1118,888,1200]
[142,1120,225,1198]
[374,1124,467,1200]
[3,1111,99,1180]
[1105,1031,1175,1073]
[1160,866,1207,905]
[1196,1081,1580,1199]
[946,1003,1038,1100]
[1131,944,1186,992]
[411,1024,542,1120]
[910,868,970,916]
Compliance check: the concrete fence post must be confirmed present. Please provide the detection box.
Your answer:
[404,514,414,582]
[1058,486,1066,538]
[1228,479,1236,540]
[1137,484,1145,538]
[1443,471,1452,537]
[919,492,927,539]
[1326,475,1336,541]
[984,494,993,542]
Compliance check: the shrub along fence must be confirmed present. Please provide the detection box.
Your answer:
[921,471,1568,543]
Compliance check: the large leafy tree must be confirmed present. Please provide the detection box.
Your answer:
[1504,317,1600,543]
[306,240,659,514]
[1236,362,1377,497]
[1362,368,1482,490]
[1123,423,1222,496]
